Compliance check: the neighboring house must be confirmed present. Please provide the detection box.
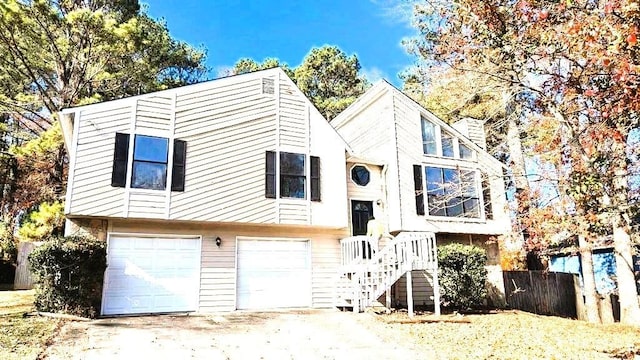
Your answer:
[59,69,511,316]
[331,81,510,308]
[59,68,349,315]
[549,248,640,294]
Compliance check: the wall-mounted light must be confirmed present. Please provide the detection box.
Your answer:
[215,237,222,247]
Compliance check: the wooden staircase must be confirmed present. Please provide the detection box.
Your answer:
[335,232,440,315]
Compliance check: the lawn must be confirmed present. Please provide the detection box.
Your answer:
[0,290,64,360]
[367,310,640,359]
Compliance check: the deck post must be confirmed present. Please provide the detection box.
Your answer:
[386,287,391,308]
[432,234,441,316]
[406,269,414,317]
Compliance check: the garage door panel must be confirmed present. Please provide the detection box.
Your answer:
[102,235,201,315]
[236,238,311,310]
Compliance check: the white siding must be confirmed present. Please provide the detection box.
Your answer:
[279,200,308,224]
[65,68,348,228]
[136,95,172,133]
[311,236,341,308]
[69,105,130,216]
[309,108,349,228]
[345,163,388,236]
[128,192,165,219]
[333,82,510,236]
[279,80,307,152]
[200,235,236,312]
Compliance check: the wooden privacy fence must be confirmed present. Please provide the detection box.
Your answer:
[14,242,38,290]
[503,271,578,318]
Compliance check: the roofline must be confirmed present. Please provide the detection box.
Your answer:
[61,67,286,114]
[333,79,507,170]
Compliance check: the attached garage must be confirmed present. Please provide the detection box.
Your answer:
[102,234,201,315]
[236,237,311,309]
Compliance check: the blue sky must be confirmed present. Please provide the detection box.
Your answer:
[143,1,417,86]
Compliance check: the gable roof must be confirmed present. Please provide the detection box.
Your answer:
[59,67,351,152]
[331,79,505,169]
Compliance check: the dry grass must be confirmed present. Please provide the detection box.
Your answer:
[0,290,64,360]
[367,310,640,359]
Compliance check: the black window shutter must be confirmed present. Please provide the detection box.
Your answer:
[265,151,276,198]
[171,139,187,191]
[111,133,129,187]
[310,156,320,201]
[413,165,425,215]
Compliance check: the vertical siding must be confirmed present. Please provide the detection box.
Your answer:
[69,105,131,216]
[170,76,277,222]
[135,95,172,133]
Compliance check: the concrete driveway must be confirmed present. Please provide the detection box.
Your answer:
[43,309,431,359]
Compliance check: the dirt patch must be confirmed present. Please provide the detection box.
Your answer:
[365,310,640,359]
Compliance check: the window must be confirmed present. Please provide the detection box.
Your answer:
[459,143,474,160]
[421,116,479,160]
[421,117,437,155]
[425,166,480,218]
[351,165,370,186]
[280,152,305,198]
[265,151,321,201]
[132,135,168,190]
[111,133,186,191]
[441,131,454,158]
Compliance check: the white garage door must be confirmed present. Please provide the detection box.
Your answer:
[236,238,311,309]
[102,235,201,315]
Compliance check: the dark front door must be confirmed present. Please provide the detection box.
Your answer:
[351,200,373,236]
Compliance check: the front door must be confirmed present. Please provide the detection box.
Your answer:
[351,200,373,236]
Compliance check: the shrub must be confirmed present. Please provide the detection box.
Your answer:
[29,235,106,318]
[438,243,488,310]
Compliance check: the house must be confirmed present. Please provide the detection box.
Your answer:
[331,80,510,309]
[59,68,511,316]
[59,68,350,315]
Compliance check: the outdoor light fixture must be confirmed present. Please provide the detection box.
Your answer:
[215,237,222,247]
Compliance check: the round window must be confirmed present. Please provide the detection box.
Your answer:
[351,165,370,186]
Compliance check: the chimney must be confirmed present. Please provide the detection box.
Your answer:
[452,117,486,150]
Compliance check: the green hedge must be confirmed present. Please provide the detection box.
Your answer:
[29,235,106,318]
[438,243,488,310]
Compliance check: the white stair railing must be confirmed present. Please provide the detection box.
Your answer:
[335,232,438,312]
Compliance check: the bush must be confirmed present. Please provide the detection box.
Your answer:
[29,235,106,318]
[438,243,488,310]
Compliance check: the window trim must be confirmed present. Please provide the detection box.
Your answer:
[130,134,169,191]
[349,164,371,187]
[265,151,320,201]
[280,151,306,199]
[111,132,186,192]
